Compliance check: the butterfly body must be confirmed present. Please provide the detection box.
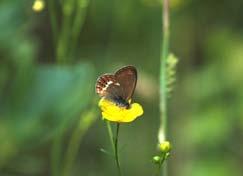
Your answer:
[96,66,137,109]
[112,96,130,109]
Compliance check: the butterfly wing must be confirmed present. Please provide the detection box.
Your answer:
[96,74,123,100]
[115,66,137,101]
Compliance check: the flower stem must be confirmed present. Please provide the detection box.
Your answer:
[159,0,170,175]
[106,121,115,153]
[115,123,122,176]
[160,0,170,140]
[155,153,167,176]
[106,121,122,176]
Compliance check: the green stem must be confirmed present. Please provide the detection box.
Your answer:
[47,0,58,45]
[160,0,170,175]
[51,118,74,176]
[70,0,90,58]
[106,121,115,153]
[51,134,62,176]
[62,110,97,176]
[106,122,122,176]
[114,123,122,176]
[160,0,170,142]
[56,0,76,63]
[155,153,167,176]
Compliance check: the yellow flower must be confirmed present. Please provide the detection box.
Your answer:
[32,0,45,12]
[159,141,171,153]
[98,98,143,123]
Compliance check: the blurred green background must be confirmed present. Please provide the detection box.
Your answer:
[0,0,243,175]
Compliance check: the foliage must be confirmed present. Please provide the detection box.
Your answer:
[0,0,243,175]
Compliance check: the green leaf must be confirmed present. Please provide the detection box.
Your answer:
[0,63,95,165]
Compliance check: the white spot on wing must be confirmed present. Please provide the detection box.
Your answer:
[102,80,114,91]
[107,81,113,85]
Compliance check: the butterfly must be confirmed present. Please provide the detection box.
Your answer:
[96,66,137,109]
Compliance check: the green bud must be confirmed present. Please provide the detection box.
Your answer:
[166,53,178,67]
[152,156,161,164]
[165,152,170,159]
[165,53,178,96]
[159,141,171,153]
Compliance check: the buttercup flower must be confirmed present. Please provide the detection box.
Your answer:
[98,98,143,123]
[32,0,45,12]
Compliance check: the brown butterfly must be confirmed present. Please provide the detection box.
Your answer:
[96,66,137,109]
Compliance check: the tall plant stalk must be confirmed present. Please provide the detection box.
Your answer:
[47,2,92,175]
[56,0,76,63]
[47,0,89,64]
[159,0,170,175]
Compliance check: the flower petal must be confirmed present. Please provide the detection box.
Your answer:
[120,103,143,122]
[98,98,143,123]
